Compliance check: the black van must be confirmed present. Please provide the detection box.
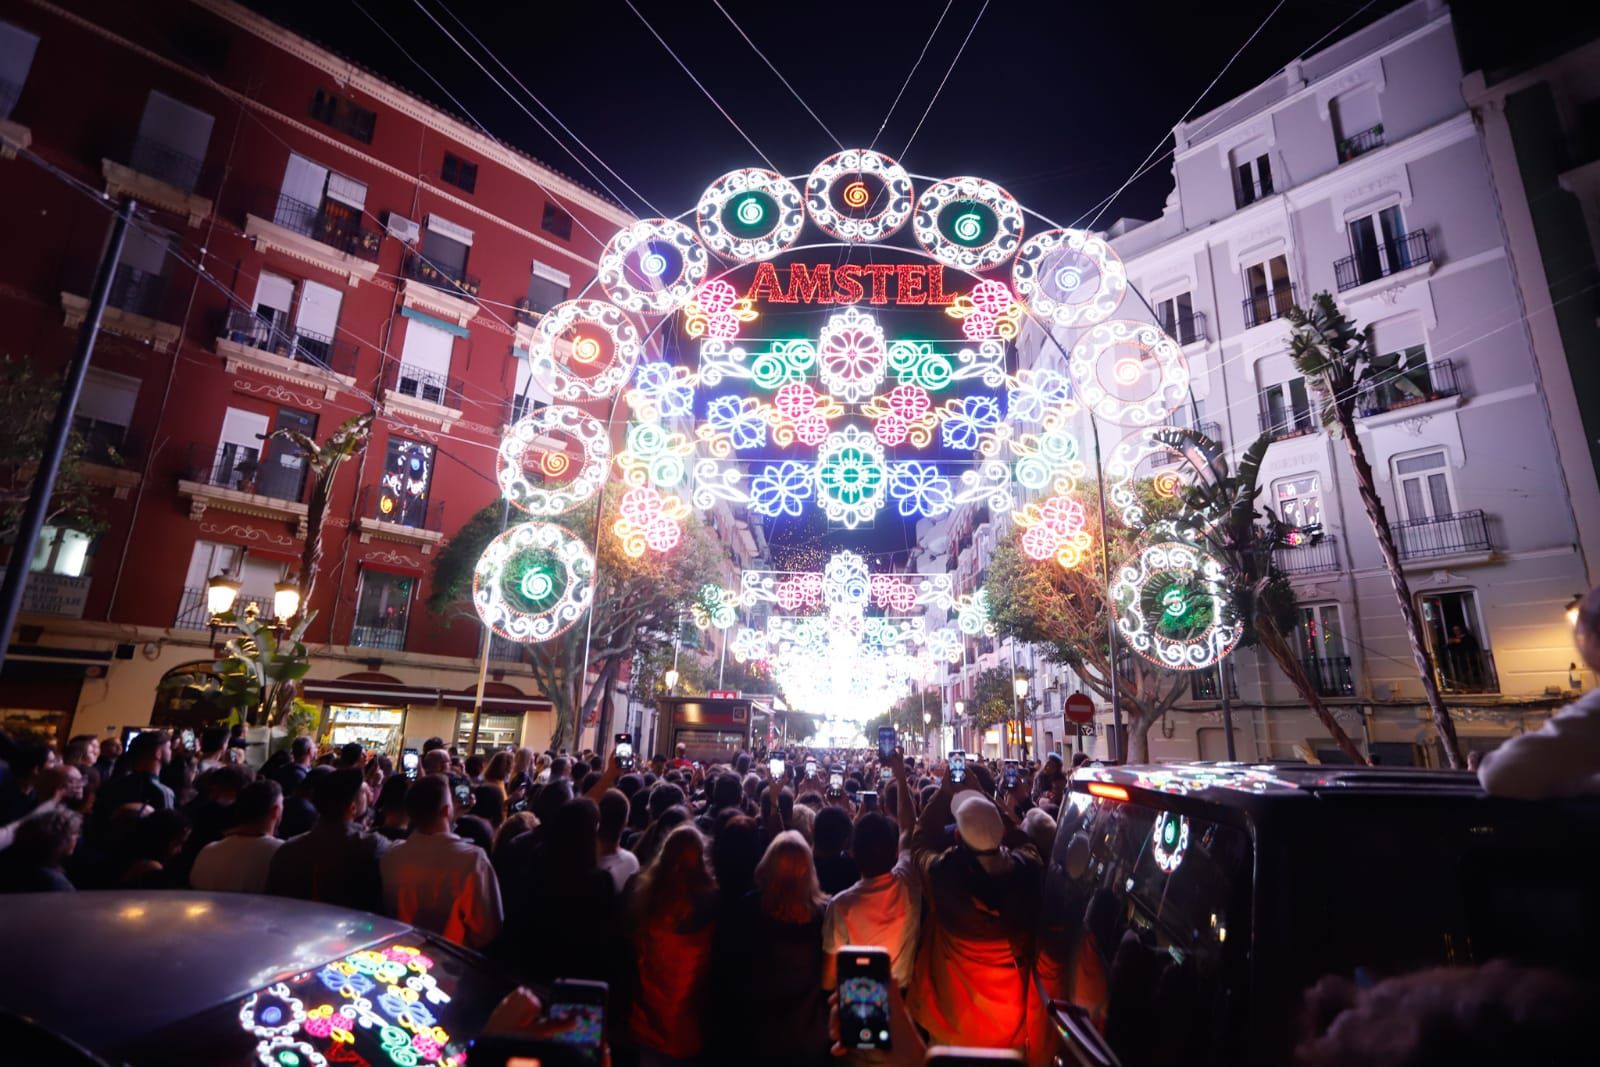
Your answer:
[1040,763,1600,1066]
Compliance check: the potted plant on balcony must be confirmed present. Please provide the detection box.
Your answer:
[233,458,259,494]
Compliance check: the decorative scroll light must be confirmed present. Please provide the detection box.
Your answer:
[696,167,806,263]
[1069,320,1190,427]
[1011,228,1128,328]
[496,406,610,516]
[913,176,1025,272]
[1110,541,1242,671]
[474,521,595,643]
[597,217,709,315]
[805,149,915,242]
[526,299,643,402]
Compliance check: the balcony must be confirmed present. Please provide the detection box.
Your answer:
[216,310,359,398]
[0,78,28,157]
[173,585,278,632]
[353,485,446,555]
[1234,174,1275,209]
[1157,308,1208,347]
[1257,395,1318,443]
[243,189,381,286]
[1334,230,1432,294]
[380,360,464,430]
[1301,655,1356,697]
[60,264,181,353]
[489,632,527,662]
[399,252,481,327]
[514,296,544,327]
[1241,284,1297,329]
[1274,533,1341,576]
[1394,510,1492,563]
[1190,666,1237,701]
[350,616,408,652]
[1337,124,1384,164]
[1356,358,1462,424]
[102,137,212,226]
[176,442,310,537]
[79,428,142,500]
[1436,647,1499,695]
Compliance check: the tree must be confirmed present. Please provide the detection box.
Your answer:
[986,504,1193,762]
[863,687,944,750]
[266,412,372,618]
[1159,427,1367,762]
[1288,294,1464,767]
[0,356,110,543]
[429,486,724,749]
[160,609,316,727]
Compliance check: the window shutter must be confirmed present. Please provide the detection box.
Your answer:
[117,224,172,275]
[325,172,367,209]
[218,406,270,451]
[399,319,455,376]
[136,90,214,163]
[280,153,328,211]
[0,21,40,119]
[253,272,294,316]
[294,279,343,338]
[78,369,140,427]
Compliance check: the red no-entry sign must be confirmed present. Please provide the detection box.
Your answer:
[1065,693,1095,725]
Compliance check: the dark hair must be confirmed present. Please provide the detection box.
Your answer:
[551,756,571,780]
[812,805,853,855]
[616,772,644,798]
[422,736,446,753]
[455,814,494,851]
[202,764,251,799]
[298,764,333,798]
[11,808,81,867]
[235,779,283,824]
[547,797,601,880]
[710,773,743,811]
[405,774,451,823]
[313,767,366,820]
[128,730,169,762]
[465,754,485,779]
[531,778,574,825]
[649,782,685,819]
[337,742,364,766]
[132,808,190,860]
[470,785,505,825]
[375,774,410,814]
[710,814,764,902]
[290,736,314,761]
[853,812,900,878]
[597,788,629,843]
[199,725,229,754]
[578,771,601,795]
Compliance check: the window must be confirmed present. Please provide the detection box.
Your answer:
[1242,254,1292,326]
[1273,474,1322,528]
[420,216,472,279]
[352,570,413,650]
[214,407,268,490]
[1421,590,1496,693]
[309,88,375,143]
[112,223,172,318]
[274,153,369,248]
[1155,291,1200,345]
[524,261,570,316]
[1233,149,1273,206]
[1394,450,1454,522]
[541,201,573,240]
[238,272,343,365]
[259,407,316,501]
[292,278,343,363]
[177,540,284,627]
[73,368,139,464]
[1331,87,1382,161]
[1296,603,1353,697]
[511,354,553,423]
[396,319,456,404]
[1345,205,1413,286]
[454,712,521,754]
[377,437,435,527]
[132,90,213,192]
[1260,377,1314,439]
[31,526,92,577]
[440,152,477,193]
[0,20,40,120]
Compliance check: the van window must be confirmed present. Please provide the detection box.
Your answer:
[1040,795,1251,1066]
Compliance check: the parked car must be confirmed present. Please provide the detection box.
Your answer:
[1041,762,1600,1066]
[0,892,514,1065]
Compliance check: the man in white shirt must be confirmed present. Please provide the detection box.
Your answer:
[380,774,503,950]
[190,779,283,893]
[595,788,639,892]
[822,752,920,990]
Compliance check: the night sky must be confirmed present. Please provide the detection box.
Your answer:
[244,0,1432,228]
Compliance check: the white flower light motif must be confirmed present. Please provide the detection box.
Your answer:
[814,426,888,529]
[817,306,889,403]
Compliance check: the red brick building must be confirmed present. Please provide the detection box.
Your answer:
[0,0,634,752]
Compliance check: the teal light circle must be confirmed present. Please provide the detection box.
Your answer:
[939,200,998,247]
[507,549,563,613]
[723,190,778,238]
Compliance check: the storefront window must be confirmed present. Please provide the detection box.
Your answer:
[324,705,405,755]
[453,712,522,754]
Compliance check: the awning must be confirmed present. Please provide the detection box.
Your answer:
[302,676,552,714]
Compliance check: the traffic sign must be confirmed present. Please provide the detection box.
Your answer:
[708,690,738,699]
[1064,692,1095,725]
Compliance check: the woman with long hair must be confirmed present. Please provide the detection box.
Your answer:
[495,798,618,987]
[483,750,514,796]
[629,823,718,1066]
[710,830,831,1064]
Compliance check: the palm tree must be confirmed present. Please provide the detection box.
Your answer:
[266,411,373,619]
[1159,427,1367,763]
[1286,294,1464,768]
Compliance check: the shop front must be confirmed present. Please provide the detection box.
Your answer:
[302,674,551,757]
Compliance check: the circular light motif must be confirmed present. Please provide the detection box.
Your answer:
[496,406,610,516]
[696,168,805,262]
[1011,228,1128,327]
[473,522,595,643]
[241,985,307,1039]
[913,177,1024,272]
[255,1038,327,1067]
[1109,541,1242,671]
[1152,811,1190,873]
[814,426,887,529]
[526,299,643,402]
[1069,320,1189,427]
[598,218,708,314]
[805,149,914,243]
[818,306,889,404]
[1105,425,1191,528]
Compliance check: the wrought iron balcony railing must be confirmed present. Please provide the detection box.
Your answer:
[1337,124,1385,163]
[350,616,408,651]
[128,136,204,193]
[383,360,462,408]
[1394,510,1491,561]
[174,585,278,631]
[259,189,381,261]
[1190,666,1237,701]
[222,310,359,376]
[1437,647,1499,695]
[360,484,447,534]
[1257,393,1318,442]
[1242,283,1296,329]
[1274,533,1341,575]
[404,250,481,301]
[1234,174,1275,209]
[185,442,308,501]
[108,264,169,319]
[1301,655,1356,697]
[1356,358,1460,418]
[1157,308,1207,346]
[1335,230,1432,291]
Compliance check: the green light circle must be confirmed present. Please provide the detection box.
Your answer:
[723,191,778,239]
[939,199,998,247]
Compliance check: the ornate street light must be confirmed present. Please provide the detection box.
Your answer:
[273,579,302,625]
[663,667,680,692]
[206,572,241,618]
[1013,675,1028,698]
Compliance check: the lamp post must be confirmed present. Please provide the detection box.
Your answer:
[923,708,932,756]
[1013,670,1029,761]
[663,667,680,693]
[954,699,965,753]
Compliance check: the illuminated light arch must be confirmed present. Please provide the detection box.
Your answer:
[472,522,596,644]
[526,299,643,402]
[1011,228,1128,328]
[817,305,890,403]
[597,217,709,314]
[913,176,1025,272]
[1104,424,1192,528]
[1109,541,1242,671]
[813,426,888,529]
[696,167,806,263]
[805,149,915,242]
[1069,319,1190,427]
[496,405,611,516]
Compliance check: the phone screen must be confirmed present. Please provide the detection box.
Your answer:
[837,946,893,1050]
[829,771,843,794]
[1004,759,1019,790]
[615,733,634,770]
[879,765,892,783]
[877,726,896,762]
[805,759,818,779]
[859,790,878,813]
[769,757,785,778]
[544,980,606,1065]
[401,750,419,780]
[949,751,966,784]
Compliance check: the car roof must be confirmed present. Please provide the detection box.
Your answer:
[1070,760,1486,810]
[0,892,407,1053]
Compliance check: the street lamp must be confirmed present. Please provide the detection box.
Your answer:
[1013,675,1028,699]
[663,667,680,692]
[206,572,241,618]
[273,579,302,625]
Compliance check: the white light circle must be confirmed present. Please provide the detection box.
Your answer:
[526,299,643,401]
[1068,319,1189,427]
[496,405,611,516]
[1012,228,1128,327]
[805,149,914,243]
[1109,541,1242,671]
[912,176,1024,272]
[473,521,595,644]
[696,168,805,262]
[598,218,709,314]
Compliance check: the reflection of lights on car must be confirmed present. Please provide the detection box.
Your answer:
[119,905,146,921]
[1152,810,1190,873]
[184,902,211,919]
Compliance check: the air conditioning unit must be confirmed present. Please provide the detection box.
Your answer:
[385,213,420,243]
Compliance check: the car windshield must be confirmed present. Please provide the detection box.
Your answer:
[112,933,512,1067]
[1039,793,1252,1067]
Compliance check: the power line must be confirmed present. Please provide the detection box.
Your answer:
[710,0,843,151]
[900,0,990,163]
[871,0,954,153]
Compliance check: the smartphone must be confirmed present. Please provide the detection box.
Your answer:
[543,978,607,1065]
[877,726,896,762]
[859,790,878,813]
[949,751,967,784]
[828,769,844,797]
[837,946,893,1051]
[614,733,634,770]
[805,758,818,779]
[1003,758,1019,791]
[179,728,197,752]
[769,752,786,778]
[879,765,892,783]
[401,748,420,780]
[453,779,473,806]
